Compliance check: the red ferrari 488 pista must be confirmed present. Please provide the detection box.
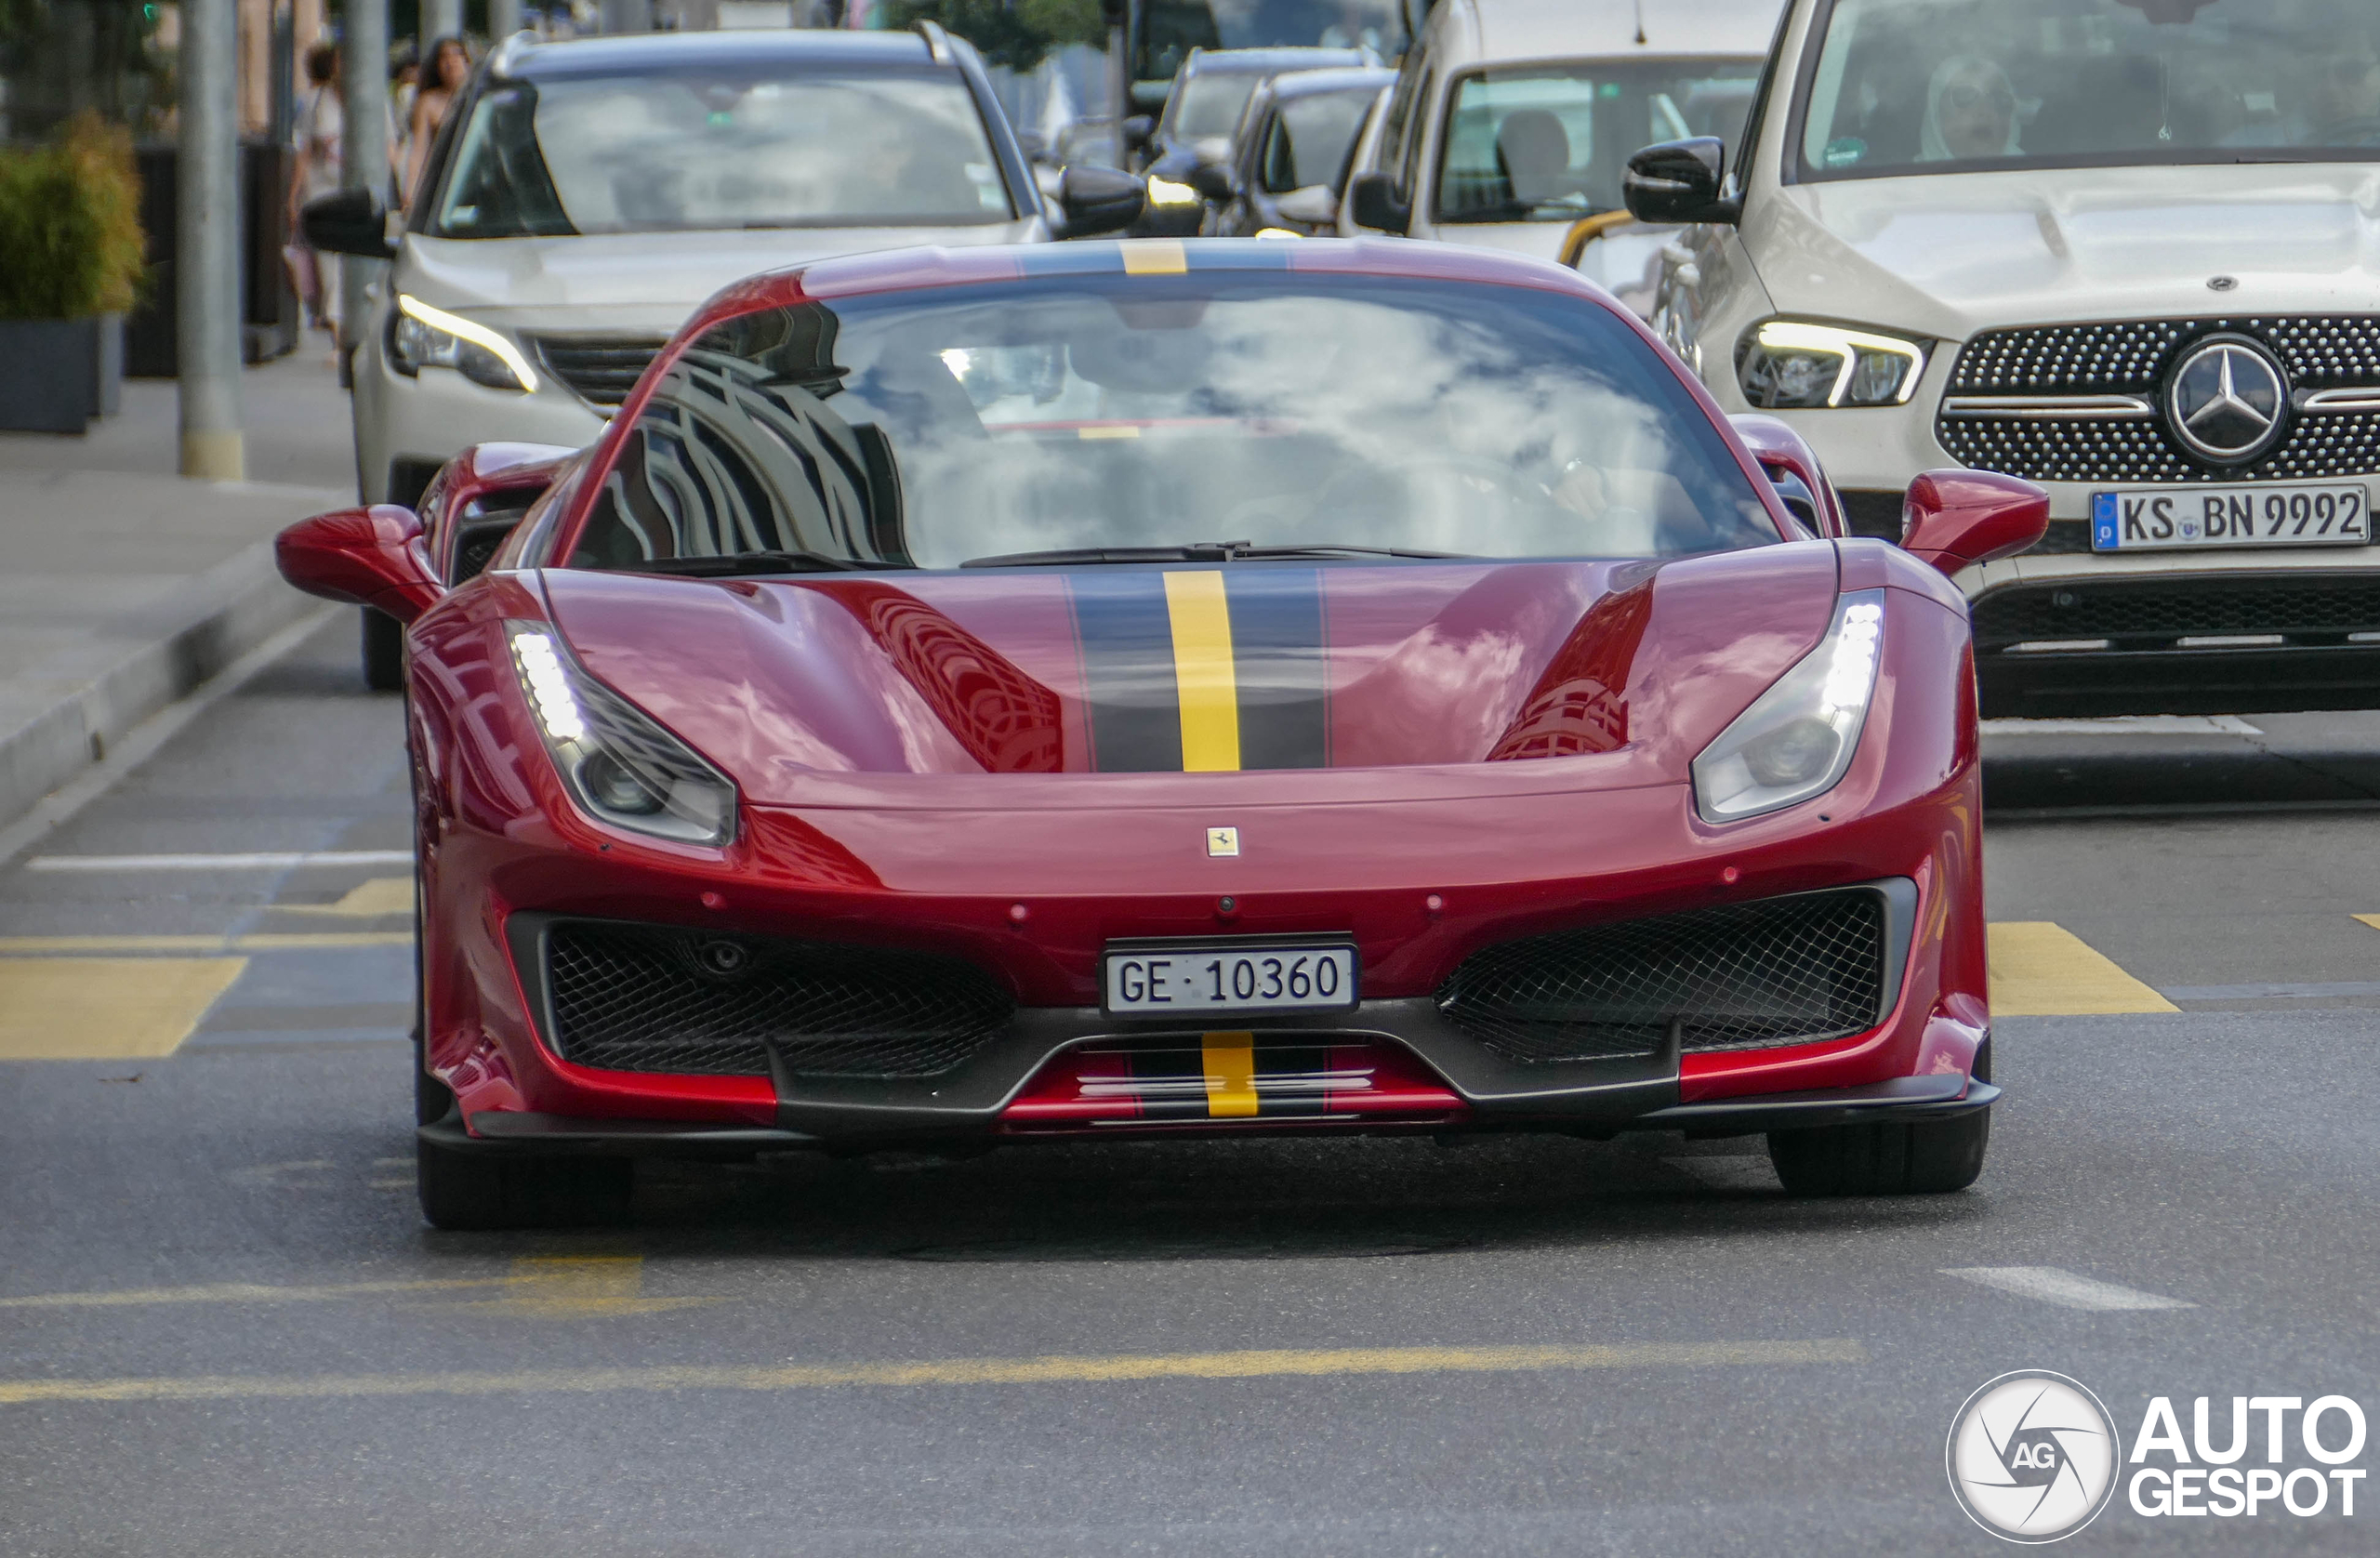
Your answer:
[277,239,2047,1228]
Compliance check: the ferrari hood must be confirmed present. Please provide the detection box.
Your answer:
[543,544,1838,802]
[1761,163,2380,338]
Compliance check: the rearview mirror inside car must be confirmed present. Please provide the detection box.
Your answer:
[275,506,443,624]
[1057,165,1147,239]
[1899,470,2051,575]
[1346,172,1409,234]
[299,188,398,261]
[1622,139,1740,227]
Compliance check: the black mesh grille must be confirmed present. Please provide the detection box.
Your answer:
[1435,890,1889,1063]
[529,334,668,408]
[544,920,1013,1078]
[1972,576,2380,650]
[1940,316,2380,484]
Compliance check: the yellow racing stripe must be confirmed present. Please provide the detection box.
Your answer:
[1119,239,1189,275]
[1163,570,1241,772]
[1202,1032,1259,1117]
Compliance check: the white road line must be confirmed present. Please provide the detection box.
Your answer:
[24,851,413,873]
[1942,1266,2195,1311]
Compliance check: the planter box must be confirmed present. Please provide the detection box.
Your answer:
[0,315,126,434]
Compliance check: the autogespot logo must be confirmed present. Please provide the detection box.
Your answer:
[1948,1371,2122,1542]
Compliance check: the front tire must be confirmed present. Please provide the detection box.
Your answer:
[1766,1107,1990,1195]
[416,1138,633,1231]
[362,607,403,692]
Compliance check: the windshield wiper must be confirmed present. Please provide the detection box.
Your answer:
[628,550,885,576]
[961,541,1474,568]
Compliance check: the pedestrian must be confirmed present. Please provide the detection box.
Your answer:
[402,36,472,209]
[285,42,344,341]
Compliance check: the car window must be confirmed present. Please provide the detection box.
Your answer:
[1436,60,1765,224]
[1170,72,1266,139]
[1261,88,1379,191]
[1795,0,2380,180]
[571,276,1779,574]
[430,66,1012,237]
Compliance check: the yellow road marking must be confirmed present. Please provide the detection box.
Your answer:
[0,1339,1867,1406]
[1202,1032,1259,1118]
[1163,569,1240,772]
[270,877,414,918]
[1988,922,2177,1015]
[0,957,246,1059]
[443,1257,717,1319]
[2355,914,2380,933]
[1119,239,1189,275]
[0,931,410,957]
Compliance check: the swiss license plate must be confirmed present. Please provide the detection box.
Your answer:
[2091,483,2370,551]
[1103,939,1359,1017]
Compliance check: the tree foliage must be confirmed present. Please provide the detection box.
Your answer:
[0,113,147,321]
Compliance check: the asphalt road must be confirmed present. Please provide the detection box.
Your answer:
[2,613,2376,1556]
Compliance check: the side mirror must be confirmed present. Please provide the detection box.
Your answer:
[299,188,398,260]
[1899,470,2050,574]
[1056,165,1148,238]
[1186,160,1234,204]
[1622,138,1740,226]
[1346,171,1409,234]
[275,505,442,623]
[1274,184,1338,226]
[1123,114,1156,152]
[1729,413,1847,536]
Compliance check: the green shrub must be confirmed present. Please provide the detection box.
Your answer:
[0,113,146,322]
[885,0,1106,73]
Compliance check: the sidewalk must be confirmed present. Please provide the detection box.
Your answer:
[0,351,357,834]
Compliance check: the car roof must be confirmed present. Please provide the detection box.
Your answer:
[1450,0,1785,64]
[1261,66,1398,102]
[500,28,945,80]
[1181,46,1371,79]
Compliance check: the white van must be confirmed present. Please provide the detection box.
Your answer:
[1632,0,2380,719]
[1339,0,1783,311]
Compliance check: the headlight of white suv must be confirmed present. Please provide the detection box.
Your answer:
[1692,591,1885,824]
[1738,320,1926,410]
[391,294,540,393]
[508,626,736,846]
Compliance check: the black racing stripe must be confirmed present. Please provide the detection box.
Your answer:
[1224,568,1329,771]
[1069,572,1183,773]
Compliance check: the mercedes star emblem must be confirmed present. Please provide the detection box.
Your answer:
[2166,336,2287,464]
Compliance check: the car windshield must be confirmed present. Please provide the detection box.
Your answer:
[1262,86,1380,191]
[1140,1,1404,85]
[1438,60,1765,223]
[569,274,1778,574]
[429,66,1012,238]
[1798,0,2380,180]
[1172,72,1269,139]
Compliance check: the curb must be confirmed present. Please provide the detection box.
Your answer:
[0,539,321,834]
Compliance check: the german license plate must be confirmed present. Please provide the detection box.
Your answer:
[1102,939,1359,1017]
[2091,483,2370,551]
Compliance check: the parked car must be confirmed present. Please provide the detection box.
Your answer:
[1633,0,2380,718]
[302,24,1144,687]
[1124,0,1409,112]
[1207,66,1397,236]
[273,236,2042,1229]
[1340,0,1780,313]
[1130,46,1374,234]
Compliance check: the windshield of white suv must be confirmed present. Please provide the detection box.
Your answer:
[430,67,1012,237]
[1438,61,1765,223]
[569,275,1780,574]
[1797,0,2380,179]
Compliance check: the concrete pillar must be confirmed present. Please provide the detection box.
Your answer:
[489,0,525,40]
[602,0,654,35]
[340,0,390,375]
[293,0,325,50]
[419,0,463,46]
[239,0,273,133]
[178,0,246,482]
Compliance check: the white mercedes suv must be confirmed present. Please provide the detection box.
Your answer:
[1631,0,2380,718]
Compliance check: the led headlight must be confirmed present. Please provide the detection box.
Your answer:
[1145,174,1201,206]
[1738,320,1926,410]
[391,294,540,392]
[1692,590,1885,824]
[507,626,736,845]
